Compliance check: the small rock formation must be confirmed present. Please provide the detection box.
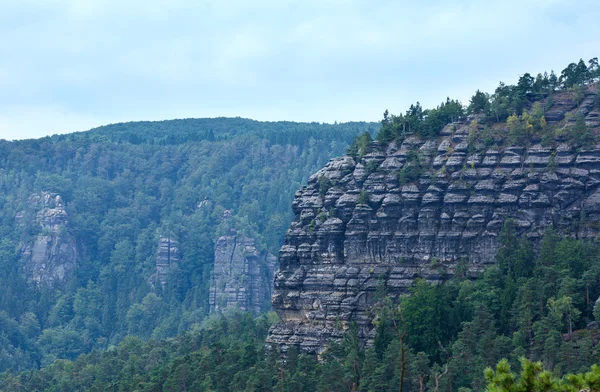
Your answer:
[153,236,180,290]
[266,86,600,355]
[19,192,77,288]
[209,234,277,315]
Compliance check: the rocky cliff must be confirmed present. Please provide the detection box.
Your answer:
[209,234,277,315]
[153,236,180,290]
[267,87,600,354]
[19,192,78,288]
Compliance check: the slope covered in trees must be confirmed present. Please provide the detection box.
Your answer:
[376,57,600,146]
[0,118,378,371]
[3,57,600,391]
[3,227,600,391]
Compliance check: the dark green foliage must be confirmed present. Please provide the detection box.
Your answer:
[398,149,423,184]
[487,58,596,124]
[378,57,599,147]
[5,229,600,391]
[402,280,459,361]
[318,176,332,197]
[485,358,600,392]
[353,229,600,390]
[468,89,490,114]
[572,113,595,146]
[378,98,464,142]
[378,109,395,144]
[1,311,279,392]
[0,118,378,372]
[347,131,374,159]
[560,59,592,88]
[398,163,422,184]
[497,220,535,280]
[365,160,380,174]
[357,190,370,205]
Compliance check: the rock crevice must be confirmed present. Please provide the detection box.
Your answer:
[209,234,277,315]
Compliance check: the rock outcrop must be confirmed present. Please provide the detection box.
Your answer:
[267,87,600,355]
[153,236,180,290]
[209,234,277,315]
[19,193,77,288]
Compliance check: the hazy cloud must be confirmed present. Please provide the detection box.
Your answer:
[0,0,599,139]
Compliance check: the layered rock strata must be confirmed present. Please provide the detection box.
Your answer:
[209,235,277,315]
[267,88,600,354]
[19,193,77,287]
[154,236,180,290]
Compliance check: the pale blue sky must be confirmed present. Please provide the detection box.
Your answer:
[0,0,599,140]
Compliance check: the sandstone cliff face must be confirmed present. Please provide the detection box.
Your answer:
[209,234,277,315]
[153,236,180,290]
[267,88,600,354]
[19,193,77,288]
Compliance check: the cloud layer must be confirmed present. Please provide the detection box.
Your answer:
[1,0,599,139]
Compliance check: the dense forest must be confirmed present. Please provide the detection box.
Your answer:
[2,57,600,392]
[0,118,378,371]
[3,226,600,391]
[376,57,599,147]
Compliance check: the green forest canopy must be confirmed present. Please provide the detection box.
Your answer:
[2,57,600,391]
[3,225,600,391]
[0,118,377,371]
[375,57,600,145]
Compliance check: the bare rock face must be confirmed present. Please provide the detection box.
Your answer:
[209,234,277,315]
[153,237,180,290]
[266,92,600,355]
[20,193,77,288]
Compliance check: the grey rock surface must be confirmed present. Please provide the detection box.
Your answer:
[267,89,600,354]
[209,235,277,315]
[153,236,180,290]
[20,192,77,288]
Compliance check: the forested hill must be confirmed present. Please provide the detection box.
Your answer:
[0,117,378,371]
[66,117,367,145]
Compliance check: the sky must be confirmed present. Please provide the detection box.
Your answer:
[0,0,599,140]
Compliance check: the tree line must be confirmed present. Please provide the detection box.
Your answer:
[3,221,600,391]
[376,57,599,145]
[0,118,378,373]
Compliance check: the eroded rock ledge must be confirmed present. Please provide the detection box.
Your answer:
[209,234,277,315]
[19,192,78,288]
[153,236,180,291]
[267,94,600,354]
